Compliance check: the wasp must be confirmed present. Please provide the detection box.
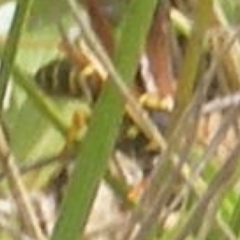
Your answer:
[34,0,172,204]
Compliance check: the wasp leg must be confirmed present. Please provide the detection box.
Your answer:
[60,110,91,159]
[127,178,149,204]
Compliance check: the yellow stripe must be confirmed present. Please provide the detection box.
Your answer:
[52,63,60,91]
[69,69,78,95]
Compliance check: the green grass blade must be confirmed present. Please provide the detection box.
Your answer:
[168,0,213,132]
[0,0,35,105]
[12,66,68,136]
[228,190,240,236]
[50,0,159,240]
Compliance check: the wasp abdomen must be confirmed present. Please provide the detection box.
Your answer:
[35,59,102,101]
[35,59,78,96]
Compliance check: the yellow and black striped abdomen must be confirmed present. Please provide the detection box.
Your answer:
[35,59,78,96]
[35,58,102,101]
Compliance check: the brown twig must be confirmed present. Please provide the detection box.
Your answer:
[0,123,46,240]
[201,92,240,115]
